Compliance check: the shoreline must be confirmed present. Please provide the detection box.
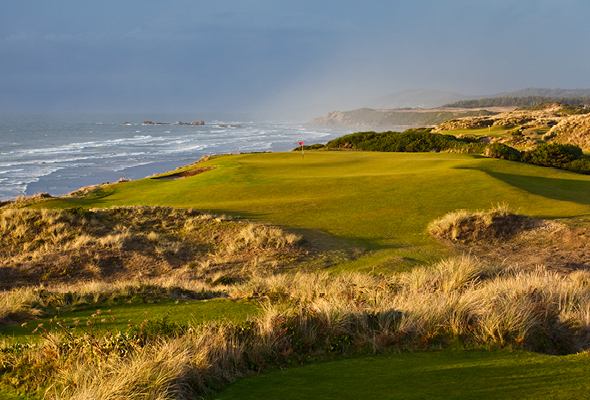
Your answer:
[1,116,352,202]
[21,138,301,200]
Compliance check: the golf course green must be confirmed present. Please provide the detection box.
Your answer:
[38,151,590,272]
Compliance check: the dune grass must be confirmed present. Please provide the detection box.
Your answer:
[211,350,590,400]
[33,151,590,272]
[5,255,590,398]
[440,125,518,137]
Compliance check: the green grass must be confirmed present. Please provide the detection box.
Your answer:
[211,350,590,400]
[0,299,260,342]
[35,151,590,272]
[10,151,590,398]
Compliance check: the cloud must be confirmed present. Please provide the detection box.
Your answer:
[2,1,590,114]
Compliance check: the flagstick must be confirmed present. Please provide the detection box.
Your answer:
[301,143,304,159]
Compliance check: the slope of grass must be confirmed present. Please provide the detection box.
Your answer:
[33,151,590,272]
[1,298,259,343]
[211,350,590,400]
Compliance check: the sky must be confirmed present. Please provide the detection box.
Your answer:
[2,0,590,117]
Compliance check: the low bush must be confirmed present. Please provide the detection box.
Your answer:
[521,143,584,168]
[292,144,324,151]
[563,158,590,175]
[483,143,521,161]
[324,129,481,153]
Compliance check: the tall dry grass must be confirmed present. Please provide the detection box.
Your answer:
[4,255,590,398]
[428,203,524,242]
[0,206,304,289]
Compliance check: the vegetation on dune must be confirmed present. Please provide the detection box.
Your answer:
[428,203,530,242]
[5,149,590,397]
[321,129,485,153]
[444,96,590,109]
[3,255,590,398]
[0,206,303,290]
[307,108,497,127]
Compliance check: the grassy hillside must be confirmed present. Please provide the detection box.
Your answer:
[36,151,590,271]
[5,151,590,398]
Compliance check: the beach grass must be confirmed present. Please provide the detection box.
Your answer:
[440,125,518,137]
[35,151,590,271]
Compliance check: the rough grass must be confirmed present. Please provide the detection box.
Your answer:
[4,256,590,398]
[428,203,531,242]
[0,206,304,289]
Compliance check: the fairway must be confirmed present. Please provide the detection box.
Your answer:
[211,350,590,400]
[40,151,590,271]
[0,299,259,343]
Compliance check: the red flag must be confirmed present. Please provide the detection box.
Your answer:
[299,141,303,145]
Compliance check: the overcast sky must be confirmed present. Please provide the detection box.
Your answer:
[2,0,590,117]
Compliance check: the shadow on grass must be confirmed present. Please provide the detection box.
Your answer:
[479,171,590,205]
[197,208,400,252]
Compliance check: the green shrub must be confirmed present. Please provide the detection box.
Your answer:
[484,143,521,161]
[563,158,590,175]
[324,129,479,153]
[521,143,583,168]
[293,143,325,151]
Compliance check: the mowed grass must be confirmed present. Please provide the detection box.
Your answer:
[0,299,259,342]
[212,350,590,400]
[37,151,590,271]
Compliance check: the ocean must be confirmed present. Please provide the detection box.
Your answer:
[0,113,352,201]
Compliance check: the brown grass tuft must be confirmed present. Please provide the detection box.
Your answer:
[428,203,531,242]
[0,206,306,289]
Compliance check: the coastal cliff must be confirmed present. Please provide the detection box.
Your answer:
[307,108,497,127]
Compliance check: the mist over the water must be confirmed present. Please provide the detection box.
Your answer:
[2,2,590,118]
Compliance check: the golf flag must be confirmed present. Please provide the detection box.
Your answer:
[299,142,303,145]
